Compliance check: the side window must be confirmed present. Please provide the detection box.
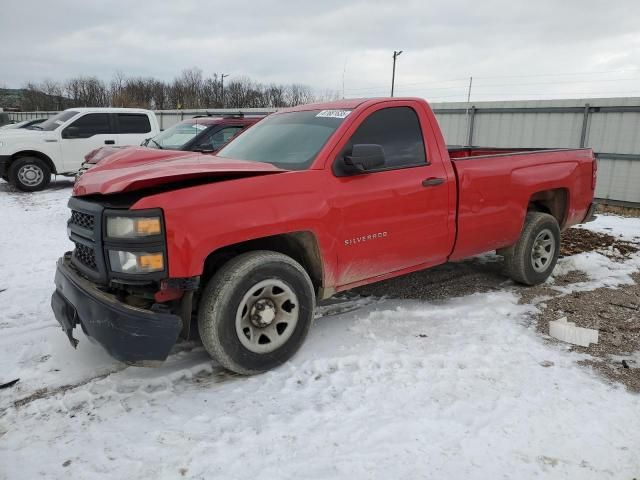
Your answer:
[202,126,244,150]
[65,113,111,138]
[117,113,151,134]
[342,107,426,170]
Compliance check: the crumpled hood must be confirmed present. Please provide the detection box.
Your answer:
[73,153,287,196]
[84,145,129,164]
[85,146,189,168]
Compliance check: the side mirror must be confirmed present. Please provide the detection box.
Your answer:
[63,126,80,139]
[343,144,385,174]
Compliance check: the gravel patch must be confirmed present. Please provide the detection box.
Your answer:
[534,273,640,392]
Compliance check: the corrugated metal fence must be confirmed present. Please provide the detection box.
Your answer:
[431,97,640,206]
[8,97,640,205]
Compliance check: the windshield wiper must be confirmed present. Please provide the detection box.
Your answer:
[30,125,43,130]
[149,139,163,149]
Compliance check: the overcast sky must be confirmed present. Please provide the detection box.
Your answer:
[2,0,640,102]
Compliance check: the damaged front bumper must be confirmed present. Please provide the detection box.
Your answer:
[51,255,182,365]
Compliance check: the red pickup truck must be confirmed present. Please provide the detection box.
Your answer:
[52,97,596,374]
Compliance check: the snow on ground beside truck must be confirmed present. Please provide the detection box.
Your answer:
[0,183,639,479]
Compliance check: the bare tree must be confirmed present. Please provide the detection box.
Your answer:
[148,79,168,110]
[15,68,339,111]
[201,74,222,108]
[263,84,285,107]
[21,80,66,110]
[285,84,315,106]
[65,76,108,107]
[168,68,205,109]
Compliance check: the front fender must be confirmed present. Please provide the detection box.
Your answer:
[131,170,339,286]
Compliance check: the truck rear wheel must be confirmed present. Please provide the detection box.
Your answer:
[8,156,51,192]
[198,251,315,375]
[503,212,560,286]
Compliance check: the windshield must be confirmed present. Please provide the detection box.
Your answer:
[37,111,79,131]
[148,121,209,150]
[9,120,28,129]
[217,110,350,169]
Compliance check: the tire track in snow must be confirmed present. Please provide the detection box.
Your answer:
[4,296,379,413]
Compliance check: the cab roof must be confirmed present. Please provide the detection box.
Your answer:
[275,97,426,115]
[182,114,267,125]
[64,107,153,114]
[279,98,370,113]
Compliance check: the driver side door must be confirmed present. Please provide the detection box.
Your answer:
[329,104,453,288]
[60,113,114,172]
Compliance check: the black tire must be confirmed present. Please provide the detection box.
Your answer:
[503,212,561,286]
[198,250,315,375]
[8,156,51,192]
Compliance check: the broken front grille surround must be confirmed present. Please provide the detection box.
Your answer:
[66,197,168,284]
[67,197,107,282]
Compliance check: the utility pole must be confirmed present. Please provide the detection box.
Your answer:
[390,50,403,97]
[220,73,229,108]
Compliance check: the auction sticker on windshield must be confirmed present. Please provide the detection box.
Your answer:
[316,110,351,119]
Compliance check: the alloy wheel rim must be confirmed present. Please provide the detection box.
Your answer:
[531,228,555,273]
[235,279,299,354]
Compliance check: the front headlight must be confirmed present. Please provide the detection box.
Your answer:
[106,215,162,238]
[108,250,165,274]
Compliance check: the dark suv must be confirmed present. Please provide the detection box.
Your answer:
[79,112,268,175]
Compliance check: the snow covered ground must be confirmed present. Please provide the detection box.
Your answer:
[1,181,639,479]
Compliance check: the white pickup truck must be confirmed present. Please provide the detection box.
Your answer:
[0,108,159,191]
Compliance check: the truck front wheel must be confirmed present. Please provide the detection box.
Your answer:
[503,212,561,286]
[198,251,315,375]
[8,157,51,192]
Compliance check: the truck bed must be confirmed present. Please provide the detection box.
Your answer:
[448,147,595,260]
[448,146,550,159]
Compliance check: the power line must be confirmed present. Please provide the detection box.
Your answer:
[457,77,640,89]
[471,69,636,79]
[418,90,640,100]
[346,83,469,94]
[467,90,640,96]
[343,89,640,101]
[345,78,640,98]
[346,76,467,92]
[344,69,640,94]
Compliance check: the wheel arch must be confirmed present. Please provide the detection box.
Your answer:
[201,231,326,298]
[11,150,57,175]
[527,188,568,229]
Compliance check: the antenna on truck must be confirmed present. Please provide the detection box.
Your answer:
[464,76,473,147]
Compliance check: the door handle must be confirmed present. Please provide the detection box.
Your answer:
[104,140,115,145]
[422,177,445,187]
